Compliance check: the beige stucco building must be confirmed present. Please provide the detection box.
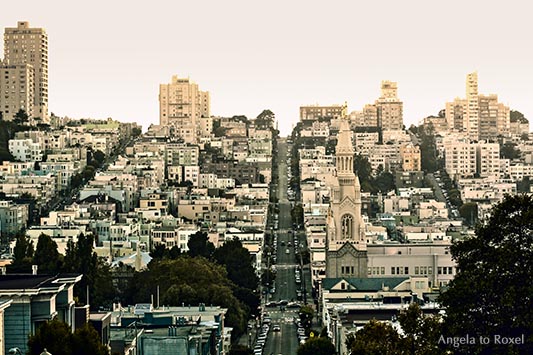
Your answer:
[0,61,34,120]
[159,75,210,143]
[3,21,48,122]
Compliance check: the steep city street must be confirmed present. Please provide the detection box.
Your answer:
[261,139,305,355]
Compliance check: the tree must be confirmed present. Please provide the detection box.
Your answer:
[27,318,73,355]
[213,238,258,290]
[459,202,478,226]
[374,171,396,193]
[347,319,404,355]
[419,123,438,173]
[397,303,445,355]
[126,256,248,338]
[229,345,254,355]
[132,127,142,137]
[299,305,314,329]
[500,142,520,160]
[439,194,533,354]
[28,319,109,355]
[9,232,34,272]
[62,234,115,310]
[187,231,215,258]
[354,154,373,192]
[13,109,29,124]
[33,233,62,274]
[72,323,110,355]
[298,336,336,355]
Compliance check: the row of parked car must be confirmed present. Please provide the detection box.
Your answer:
[253,317,282,355]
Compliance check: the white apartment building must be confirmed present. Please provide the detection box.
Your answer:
[8,138,43,162]
[444,141,477,179]
[476,142,500,178]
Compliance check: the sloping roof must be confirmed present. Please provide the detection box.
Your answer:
[0,273,82,290]
[322,277,409,291]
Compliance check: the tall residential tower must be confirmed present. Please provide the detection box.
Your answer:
[3,21,48,122]
[159,75,210,143]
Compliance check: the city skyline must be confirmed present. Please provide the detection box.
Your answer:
[2,1,533,135]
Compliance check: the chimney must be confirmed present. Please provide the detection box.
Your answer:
[32,265,38,275]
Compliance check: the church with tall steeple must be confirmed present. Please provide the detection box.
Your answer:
[325,117,368,278]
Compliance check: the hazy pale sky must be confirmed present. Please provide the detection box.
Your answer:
[2,1,532,135]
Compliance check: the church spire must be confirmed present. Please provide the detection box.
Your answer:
[336,118,355,176]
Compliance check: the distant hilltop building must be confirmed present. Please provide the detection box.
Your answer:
[445,72,510,140]
[1,21,49,123]
[300,103,347,121]
[159,75,210,143]
[349,80,404,130]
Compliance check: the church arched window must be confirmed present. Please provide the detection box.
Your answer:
[341,214,353,239]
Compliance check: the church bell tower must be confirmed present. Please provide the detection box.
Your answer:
[325,117,367,278]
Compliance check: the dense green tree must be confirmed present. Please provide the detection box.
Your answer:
[63,234,115,310]
[419,123,438,173]
[374,171,396,193]
[347,319,404,355]
[459,202,478,226]
[131,127,142,137]
[510,110,528,123]
[397,303,445,355]
[33,233,62,274]
[447,188,463,208]
[187,231,215,258]
[500,142,521,160]
[517,176,531,193]
[13,108,29,124]
[150,244,181,260]
[439,194,533,354]
[128,257,248,338]
[229,345,254,355]
[72,323,110,355]
[299,305,314,329]
[9,233,34,272]
[28,319,109,355]
[297,336,336,355]
[213,238,258,290]
[27,318,73,355]
[354,154,373,192]
[260,269,276,287]
[255,109,275,129]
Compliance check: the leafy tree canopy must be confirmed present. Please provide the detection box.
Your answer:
[28,319,109,355]
[187,231,215,258]
[439,194,533,354]
[298,336,336,355]
[33,233,62,274]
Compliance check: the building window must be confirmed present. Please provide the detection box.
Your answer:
[391,267,395,275]
[340,214,353,239]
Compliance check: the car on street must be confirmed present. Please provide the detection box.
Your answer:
[272,324,281,332]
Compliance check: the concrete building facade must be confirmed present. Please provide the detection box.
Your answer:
[3,21,48,122]
[159,75,210,143]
